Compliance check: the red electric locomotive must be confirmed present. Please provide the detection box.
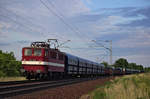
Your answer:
[21,41,65,80]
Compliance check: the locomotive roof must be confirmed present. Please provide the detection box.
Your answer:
[65,53,103,66]
[23,47,59,50]
[65,53,79,59]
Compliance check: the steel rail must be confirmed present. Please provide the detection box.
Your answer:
[0,77,101,98]
[0,80,38,86]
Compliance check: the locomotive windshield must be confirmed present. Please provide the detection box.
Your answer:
[24,49,32,56]
[34,49,42,56]
[24,48,42,56]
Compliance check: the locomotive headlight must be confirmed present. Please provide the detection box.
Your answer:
[36,70,41,73]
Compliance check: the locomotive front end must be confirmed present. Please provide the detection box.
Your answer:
[21,42,49,80]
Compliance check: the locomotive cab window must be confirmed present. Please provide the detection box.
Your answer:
[24,49,32,56]
[34,49,42,56]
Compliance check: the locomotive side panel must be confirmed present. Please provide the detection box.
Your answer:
[45,49,65,73]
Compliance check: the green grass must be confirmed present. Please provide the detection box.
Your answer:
[80,73,150,99]
[0,77,26,82]
[93,89,106,99]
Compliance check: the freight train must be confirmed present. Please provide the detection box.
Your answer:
[21,41,142,80]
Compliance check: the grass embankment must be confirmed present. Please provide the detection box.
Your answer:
[81,73,150,99]
[0,77,26,82]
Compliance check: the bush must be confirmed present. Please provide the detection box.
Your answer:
[0,50,21,77]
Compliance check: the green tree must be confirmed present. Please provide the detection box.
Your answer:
[144,67,150,72]
[136,65,144,71]
[101,61,109,67]
[128,63,144,70]
[128,63,137,69]
[0,50,21,77]
[114,58,128,69]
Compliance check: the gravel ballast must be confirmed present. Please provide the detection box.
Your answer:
[8,77,115,99]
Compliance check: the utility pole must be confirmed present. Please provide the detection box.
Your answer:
[110,40,112,65]
[91,40,112,65]
[103,40,112,65]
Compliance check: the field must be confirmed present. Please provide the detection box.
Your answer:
[0,77,26,82]
[80,73,150,99]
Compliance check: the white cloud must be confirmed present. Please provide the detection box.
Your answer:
[116,27,150,48]
[88,15,147,36]
[51,0,90,16]
[0,21,11,29]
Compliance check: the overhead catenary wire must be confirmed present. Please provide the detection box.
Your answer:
[0,1,108,63]
[0,14,46,38]
[40,0,101,62]
[0,5,80,41]
[0,6,48,38]
[40,0,90,44]
[47,0,89,39]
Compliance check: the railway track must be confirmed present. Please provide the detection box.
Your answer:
[0,79,63,86]
[0,77,100,98]
[0,80,39,86]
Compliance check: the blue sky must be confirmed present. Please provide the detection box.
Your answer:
[0,0,150,67]
[83,0,150,9]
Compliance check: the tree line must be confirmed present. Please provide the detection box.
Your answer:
[102,58,150,72]
[0,50,21,77]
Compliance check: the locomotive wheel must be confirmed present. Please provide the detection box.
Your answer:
[35,74,40,80]
[26,75,31,80]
